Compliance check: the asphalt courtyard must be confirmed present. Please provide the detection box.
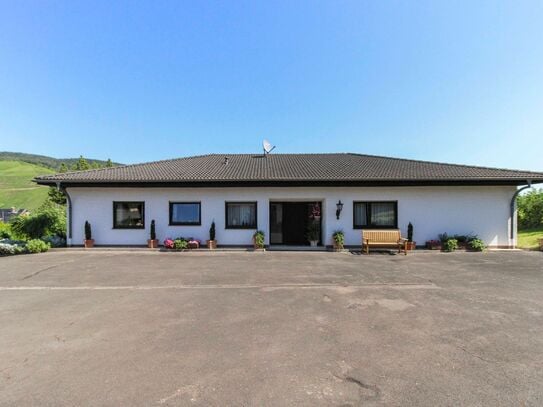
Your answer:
[0,250,542,406]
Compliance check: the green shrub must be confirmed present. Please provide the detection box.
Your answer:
[209,221,216,241]
[332,230,345,247]
[407,222,414,242]
[26,239,50,254]
[10,201,66,239]
[0,222,12,239]
[443,239,458,252]
[253,230,265,248]
[173,239,188,250]
[150,220,156,240]
[518,188,543,229]
[469,238,485,252]
[84,221,92,240]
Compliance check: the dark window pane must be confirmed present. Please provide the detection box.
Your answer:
[170,203,201,225]
[226,203,256,228]
[353,202,367,227]
[114,202,144,228]
[370,202,396,226]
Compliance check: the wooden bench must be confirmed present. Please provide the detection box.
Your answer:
[362,229,408,255]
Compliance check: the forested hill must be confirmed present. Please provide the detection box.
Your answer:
[0,151,122,171]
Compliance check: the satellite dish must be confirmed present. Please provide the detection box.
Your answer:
[263,139,276,155]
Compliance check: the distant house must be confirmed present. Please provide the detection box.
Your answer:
[0,208,29,223]
[34,153,543,248]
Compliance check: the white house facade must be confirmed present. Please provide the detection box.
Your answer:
[34,153,543,248]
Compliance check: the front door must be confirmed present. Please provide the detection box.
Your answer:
[269,202,321,245]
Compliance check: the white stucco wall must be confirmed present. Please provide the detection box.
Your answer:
[66,185,516,247]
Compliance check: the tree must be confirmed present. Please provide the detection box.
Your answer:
[106,158,113,167]
[72,155,91,171]
[47,187,67,205]
[59,163,68,173]
[517,188,543,229]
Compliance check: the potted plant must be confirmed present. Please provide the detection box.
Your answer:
[332,230,345,251]
[306,222,320,247]
[84,221,94,248]
[207,221,217,249]
[147,220,159,248]
[443,238,458,252]
[406,222,416,250]
[253,230,265,250]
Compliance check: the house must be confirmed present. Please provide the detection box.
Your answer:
[33,153,543,248]
[0,208,29,223]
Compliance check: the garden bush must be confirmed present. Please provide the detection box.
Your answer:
[518,189,543,229]
[10,200,66,239]
[0,222,13,239]
[443,239,458,252]
[42,235,67,248]
[0,239,28,256]
[26,239,50,254]
[173,239,188,250]
[469,238,486,252]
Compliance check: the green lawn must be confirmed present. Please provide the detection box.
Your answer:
[518,227,543,250]
[0,161,53,211]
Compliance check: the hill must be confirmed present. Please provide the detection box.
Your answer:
[0,161,54,211]
[0,151,122,171]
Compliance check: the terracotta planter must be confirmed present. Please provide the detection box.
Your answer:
[207,240,217,250]
[84,239,95,248]
[147,239,159,248]
[406,241,416,251]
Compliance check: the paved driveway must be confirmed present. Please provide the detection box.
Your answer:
[0,250,542,406]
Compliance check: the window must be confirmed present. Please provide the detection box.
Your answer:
[113,202,144,229]
[353,201,397,229]
[169,202,201,225]
[225,202,257,229]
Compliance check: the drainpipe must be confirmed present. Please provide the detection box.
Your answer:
[510,180,532,240]
[57,182,73,244]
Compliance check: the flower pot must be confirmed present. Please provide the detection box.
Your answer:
[406,241,416,251]
[309,240,318,247]
[147,239,159,248]
[84,239,94,248]
[333,243,344,252]
[207,240,217,250]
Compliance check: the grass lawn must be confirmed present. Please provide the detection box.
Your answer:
[518,227,543,250]
[0,161,53,210]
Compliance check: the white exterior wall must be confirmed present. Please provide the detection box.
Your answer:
[66,186,516,247]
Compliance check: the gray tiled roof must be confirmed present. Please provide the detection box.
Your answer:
[34,153,543,186]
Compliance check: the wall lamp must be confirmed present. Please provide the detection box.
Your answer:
[336,200,343,220]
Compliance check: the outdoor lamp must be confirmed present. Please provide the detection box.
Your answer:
[336,200,343,220]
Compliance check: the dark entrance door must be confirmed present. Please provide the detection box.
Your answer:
[269,202,321,245]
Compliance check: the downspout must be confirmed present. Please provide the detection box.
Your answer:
[56,182,73,243]
[510,180,532,240]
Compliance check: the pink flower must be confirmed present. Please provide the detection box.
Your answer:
[163,238,174,249]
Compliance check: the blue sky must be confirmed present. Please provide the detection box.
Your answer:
[0,0,542,170]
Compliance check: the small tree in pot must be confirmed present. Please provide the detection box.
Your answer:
[406,222,416,250]
[253,230,265,250]
[84,221,94,248]
[207,221,217,249]
[147,220,159,248]
[306,222,320,247]
[332,230,345,251]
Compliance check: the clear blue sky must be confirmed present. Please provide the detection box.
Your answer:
[1,0,542,170]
